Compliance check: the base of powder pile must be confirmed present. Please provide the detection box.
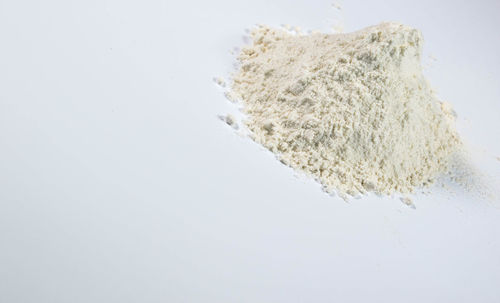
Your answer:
[216,22,485,200]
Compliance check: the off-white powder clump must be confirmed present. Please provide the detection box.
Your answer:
[228,22,461,196]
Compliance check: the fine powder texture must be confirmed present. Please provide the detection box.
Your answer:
[228,22,461,196]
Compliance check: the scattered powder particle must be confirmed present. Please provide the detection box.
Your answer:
[331,2,345,33]
[496,156,500,162]
[230,46,240,55]
[332,2,342,10]
[213,77,226,87]
[218,114,239,130]
[225,22,462,197]
[400,197,416,209]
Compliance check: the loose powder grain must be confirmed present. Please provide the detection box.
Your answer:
[224,22,462,197]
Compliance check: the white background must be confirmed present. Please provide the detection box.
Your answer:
[1,0,500,302]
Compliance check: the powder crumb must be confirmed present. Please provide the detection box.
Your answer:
[400,197,416,209]
[224,22,463,197]
[496,156,500,162]
[213,77,226,87]
[332,2,342,10]
[218,114,239,130]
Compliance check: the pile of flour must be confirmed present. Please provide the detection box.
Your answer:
[226,22,461,196]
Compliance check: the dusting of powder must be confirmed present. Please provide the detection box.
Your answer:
[440,150,495,199]
[224,22,462,197]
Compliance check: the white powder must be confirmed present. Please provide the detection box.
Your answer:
[226,22,461,197]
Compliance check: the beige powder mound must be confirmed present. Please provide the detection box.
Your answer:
[228,22,461,196]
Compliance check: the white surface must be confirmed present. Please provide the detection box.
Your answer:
[1,0,499,302]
